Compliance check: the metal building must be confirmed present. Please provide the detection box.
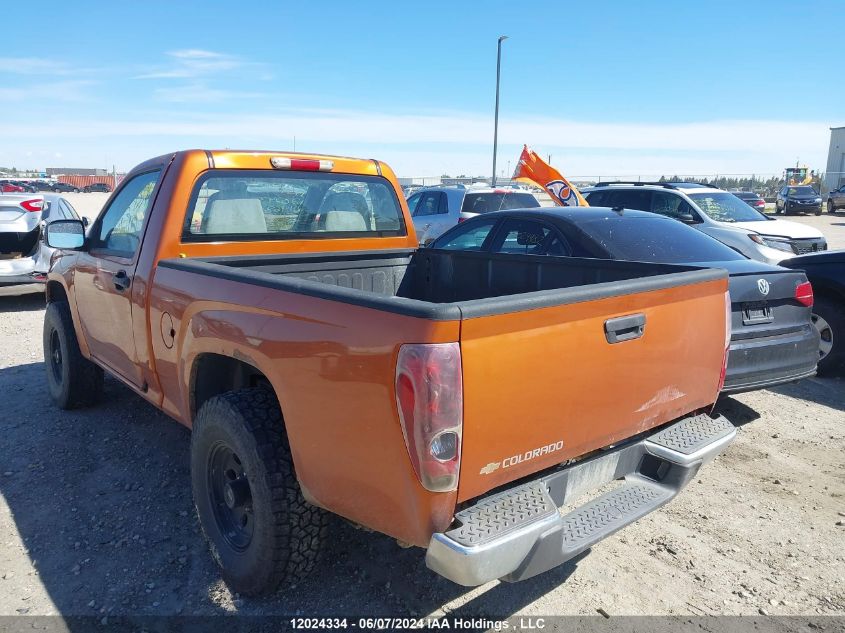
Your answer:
[824,126,845,191]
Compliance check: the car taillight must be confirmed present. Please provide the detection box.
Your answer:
[270,157,333,171]
[795,281,813,307]
[395,342,463,492]
[717,291,731,392]
[457,217,466,223]
[20,199,43,212]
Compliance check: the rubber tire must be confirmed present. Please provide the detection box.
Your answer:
[43,301,104,409]
[813,296,845,377]
[828,200,835,214]
[191,387,328,596]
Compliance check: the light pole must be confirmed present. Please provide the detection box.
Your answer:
[491,35,508,187]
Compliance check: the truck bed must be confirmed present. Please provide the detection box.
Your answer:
[159,248,724,319]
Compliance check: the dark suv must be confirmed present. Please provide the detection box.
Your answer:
[49,182,80,193]
[776,185,822,215]
[82,182,111,193]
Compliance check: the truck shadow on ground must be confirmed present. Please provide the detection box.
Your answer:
[0,361,580,621]
[712,396,761,428]
[0,292,45,313]
[769,376,845,413]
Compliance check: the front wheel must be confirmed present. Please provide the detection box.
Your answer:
[191,387,328,596]
[43,301,104,408]
[812,297,844,376]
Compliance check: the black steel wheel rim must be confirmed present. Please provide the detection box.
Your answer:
[208,442,254,551]
[49,329,63,383]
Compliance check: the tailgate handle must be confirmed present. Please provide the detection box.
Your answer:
[604,314,646,344]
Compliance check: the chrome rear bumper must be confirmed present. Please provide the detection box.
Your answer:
[426,413,736,586]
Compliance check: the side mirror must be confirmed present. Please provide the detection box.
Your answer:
[82,216,90,227]
[45,219,86,250]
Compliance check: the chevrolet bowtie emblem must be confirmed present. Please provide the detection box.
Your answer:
[479,462,501,475]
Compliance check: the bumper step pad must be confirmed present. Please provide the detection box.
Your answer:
[646,412,734,455]
[446,482,557,548]
[559,482,670,550]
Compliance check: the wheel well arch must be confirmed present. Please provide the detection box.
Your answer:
[46,280,68,304]
[189,353,275,420]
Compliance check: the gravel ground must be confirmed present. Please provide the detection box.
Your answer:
[0,195,842,619]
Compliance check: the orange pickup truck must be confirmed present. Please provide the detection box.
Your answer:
[42,150,735,594]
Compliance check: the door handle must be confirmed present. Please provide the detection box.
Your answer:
[113,270,131,292]
[604,313,646,344]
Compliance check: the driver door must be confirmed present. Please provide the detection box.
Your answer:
[73,170,161,387]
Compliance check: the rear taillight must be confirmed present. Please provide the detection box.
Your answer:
[20,199,43,212]
[457,217,466,223]
[717,291,731,392]
[395,342,463,492]
[795,281,813,307]
[754,200,765,207]
[270,157,333,171]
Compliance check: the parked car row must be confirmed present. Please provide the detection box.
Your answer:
[0,180,112,193]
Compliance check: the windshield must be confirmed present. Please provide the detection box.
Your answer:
[787,186,817,196]
[581,216,746,263]
[687,192,768,222]
[461,192,540,213]
[184,170,406,240]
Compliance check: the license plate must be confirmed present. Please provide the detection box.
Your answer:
[742,302,773,325]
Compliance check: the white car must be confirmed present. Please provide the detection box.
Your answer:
[581,183,826,265]
[407,185,540,245]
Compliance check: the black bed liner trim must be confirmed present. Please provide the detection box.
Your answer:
[158,249,726,321]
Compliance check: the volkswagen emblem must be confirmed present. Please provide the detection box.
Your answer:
[757,279,770,296]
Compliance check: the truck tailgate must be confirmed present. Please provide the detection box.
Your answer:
[458,276,728,502]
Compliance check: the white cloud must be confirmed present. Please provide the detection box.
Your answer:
[135,49,257,80]
[0,108,834,176]
[0,57,75,75]
[0,80,97,102]
[151,83,265,103]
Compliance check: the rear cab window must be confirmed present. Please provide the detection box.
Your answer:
[183,171,407,240]
[461,192,540,214]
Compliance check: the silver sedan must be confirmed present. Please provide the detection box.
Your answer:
[0,193,87,295]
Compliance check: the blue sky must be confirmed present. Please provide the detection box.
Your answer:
[1,0,842,178]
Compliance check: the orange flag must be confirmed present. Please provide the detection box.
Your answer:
[511,145,589,206]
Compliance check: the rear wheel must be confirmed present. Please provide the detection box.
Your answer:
[812,296,844,376]
[43,301,104,408]
[828,200,835,214]
[191,387,328,595]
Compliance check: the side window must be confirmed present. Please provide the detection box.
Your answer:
[651,192,697,222]
[433,217,498,251]
[584,190,606,206]
[414,192,441,217]
[406,193,421,215]
[437,192,449,214]
[59,199,78,220]
[93,170,161,257]
[606,190,652,211]
[63,199,80,220]
[491,219,571,256]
